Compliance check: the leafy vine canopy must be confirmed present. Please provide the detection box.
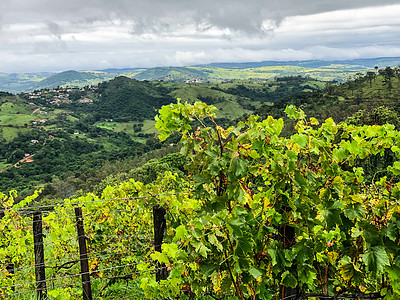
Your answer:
[151,101,400,299]
[1,101,400,299]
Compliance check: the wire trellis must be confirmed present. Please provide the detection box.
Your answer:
[0,190,176,300]
[1,191,190,213]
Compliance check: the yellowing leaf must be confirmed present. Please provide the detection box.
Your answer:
[339,263,354,281]
[327,251,339,264]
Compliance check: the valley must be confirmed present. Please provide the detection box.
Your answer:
[0,62,400,300]
[1,63,400,203]
[0,74,324,199]
[2,57,400,94]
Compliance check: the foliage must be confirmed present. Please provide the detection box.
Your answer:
[0,73,328,199]
[2,58,395,93]
[2,101,400,299]
[151,101,400,299]
[0,176,181,299]
[3,64,400,298]
[94,76,174,122]
[255,67,400,137]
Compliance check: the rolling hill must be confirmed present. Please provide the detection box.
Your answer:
[1,57,400,93]
[254,66,400,136]
[0,75,325,196]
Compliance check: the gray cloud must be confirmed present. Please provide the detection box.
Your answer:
[1,1,400,72]
[47,22,63,40]
[2,0,400,34]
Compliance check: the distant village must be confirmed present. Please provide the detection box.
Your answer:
[25,86,98,105]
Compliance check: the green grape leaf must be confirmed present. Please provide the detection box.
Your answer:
[384,223,398,242]
[285,105,305,120]
[281,271,298,288]
[173,225,188,241]
[362,246,390,274]
[151,252,169,264]
[249,267,262,279]
[231,158,249,178]
[339,262,354,281]
[292,134,308,148]
[235,235,253,257]
[196,242,211,258]
[344,203,366,221]
[208,233,223,252]
[162,243,179,259]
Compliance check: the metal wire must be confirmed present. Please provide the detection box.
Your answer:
[0,243,156,275]
[3,191,189,212]
[7,207,150,225]
[0,261,153,291]
[0,190,192,297]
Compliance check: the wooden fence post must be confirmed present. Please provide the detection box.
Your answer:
[279,224,299,300]
[75,207,93,300]
[153,205,168,282]
[33,210,47,300]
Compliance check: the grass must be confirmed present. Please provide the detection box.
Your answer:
[0,161,12,171]
[190,65,367,82]
[214,101,251,119]
[0,102,36,129]
[94,121,120,131]
[52,109,68,114]
[114,122,135,134]
[0,102,31,115]
[141,120,158,134]
[169,85,240,103]
[1,127,28,141]
[0,115,36,127]
[101,141,122,151]
[94,119,158,138]
[0,102,36,139]
[66,115,79,122]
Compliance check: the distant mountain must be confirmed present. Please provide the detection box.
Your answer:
[133,67,207,82]
[0,70,144,94]
[0,72,54,94]
[196,57,400,69]
[1,57,400,94]
[34,70,98,89]
[98,68,144,73]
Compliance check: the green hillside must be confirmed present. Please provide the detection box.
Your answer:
[93,76,174,121]
[0,70,144,94]
[2,62,400,300]
[0,75,325,197]
[2,57,400,93]
[35,70,99,88]
[2,66,400,199]
[133,67,207,82]
[254,66,400,135]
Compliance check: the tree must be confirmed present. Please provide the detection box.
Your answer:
[346,106,399,128]
[366,71,376,88]
[379,67,395,91]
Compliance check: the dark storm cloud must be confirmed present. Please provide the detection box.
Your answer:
[2,0,400,34]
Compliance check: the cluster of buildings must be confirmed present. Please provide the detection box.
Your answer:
[25,86,97,105]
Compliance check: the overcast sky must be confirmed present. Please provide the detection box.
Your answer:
[1,0,400,73]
